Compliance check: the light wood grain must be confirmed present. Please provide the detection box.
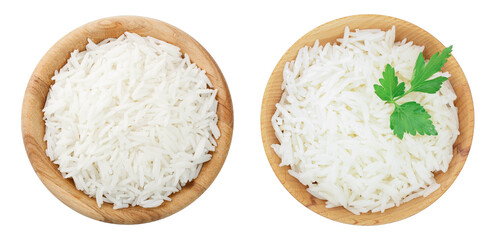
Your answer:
[260,14,474,225]
[22,16,233,224]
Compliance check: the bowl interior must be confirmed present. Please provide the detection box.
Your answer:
[22,16,233,224]
[260,14,474,225]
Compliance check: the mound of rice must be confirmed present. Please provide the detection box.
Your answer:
[271,27,459,214]
[43,32,219,209]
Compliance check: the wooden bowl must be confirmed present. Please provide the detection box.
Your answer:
[260,14,474,225]
[22,16,233,224]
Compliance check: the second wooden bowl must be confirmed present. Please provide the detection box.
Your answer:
[22,16,234,224]
[260,14,474,225]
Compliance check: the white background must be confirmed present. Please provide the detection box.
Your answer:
[1,0,497,239]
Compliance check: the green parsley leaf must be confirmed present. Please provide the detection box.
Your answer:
[373,46,453,139]
[390,102,437,139]
[374,64,406,102]
[409,76,448,94]
[410,46,452,94]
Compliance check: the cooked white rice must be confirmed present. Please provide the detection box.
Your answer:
[271,27,459,214]
[43,32,219,209]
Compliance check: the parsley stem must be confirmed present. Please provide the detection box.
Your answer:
[393,88,414,102]
[392,102,400,108]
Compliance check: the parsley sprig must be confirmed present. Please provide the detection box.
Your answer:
[374,46,453,139]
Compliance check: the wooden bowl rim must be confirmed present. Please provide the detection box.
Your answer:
[260,14,474,225]
[22,15,234,224]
